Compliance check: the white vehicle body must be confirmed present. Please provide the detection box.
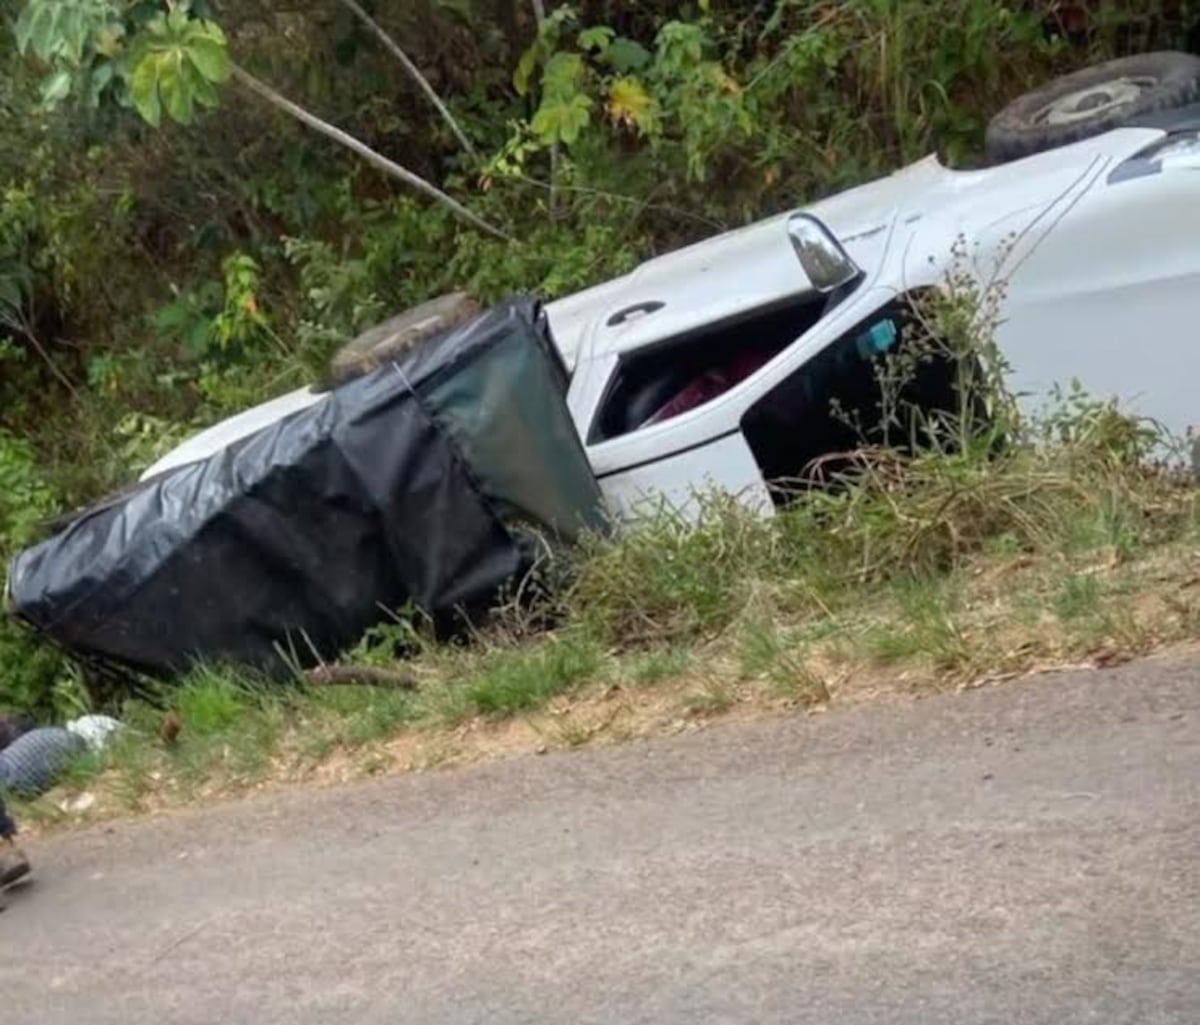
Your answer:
[144,120,1200,522]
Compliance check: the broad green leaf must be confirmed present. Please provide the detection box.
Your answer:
[541,52,586,101]
[577,26,614,53]
[14,3,38,53]
[187,33,230,83]
[17,0,114,62]
[23,3,62,60]
[59,6,93,63]
[185,64,220,109]
[40,69,73,106]
[559,98,592,144]
[531,93,593,146]
[129,55,162,126]
[164,6,191,36]
[157,54,195,124]
[514,44,540,95]
[655,21,706,75]
[606,37,651,73]
[125,15,229,126]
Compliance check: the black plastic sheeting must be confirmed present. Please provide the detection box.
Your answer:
[7,298,606,678]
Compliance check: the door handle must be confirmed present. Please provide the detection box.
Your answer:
[607,301,665,327]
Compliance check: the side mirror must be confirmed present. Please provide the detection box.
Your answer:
[786,213,860,293]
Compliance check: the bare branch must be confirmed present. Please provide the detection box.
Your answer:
[335,0,478,160]
[231,65,510,240]
[0,304,79,399]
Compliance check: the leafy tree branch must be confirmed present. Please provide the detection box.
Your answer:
[13,0,506,237]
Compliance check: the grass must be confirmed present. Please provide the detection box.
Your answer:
[626,647,694,686]
[682,680,738,718]
[457,634,604,718]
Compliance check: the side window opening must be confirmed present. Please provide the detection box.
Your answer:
[741,293,975,505]
[588,295,828,445]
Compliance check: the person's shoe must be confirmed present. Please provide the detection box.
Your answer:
[0,838,30,886]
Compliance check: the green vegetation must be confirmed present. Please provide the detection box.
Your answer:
[1,2,1199,819]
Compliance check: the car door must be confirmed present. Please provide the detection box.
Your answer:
[574,284,906,521]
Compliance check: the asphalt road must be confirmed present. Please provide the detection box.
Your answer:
[3,652,1198,1025]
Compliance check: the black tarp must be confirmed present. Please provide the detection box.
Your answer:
[7,298,606,678]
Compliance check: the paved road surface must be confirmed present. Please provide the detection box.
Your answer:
[3,652,1198,1024]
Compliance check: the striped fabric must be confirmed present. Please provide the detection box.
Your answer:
[0,728,85,798]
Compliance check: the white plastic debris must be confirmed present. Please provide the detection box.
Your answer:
[66,715,122,753]
[58,791,96,815]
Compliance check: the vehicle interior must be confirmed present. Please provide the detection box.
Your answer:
[741,296,971,504]
[587,293,831,444]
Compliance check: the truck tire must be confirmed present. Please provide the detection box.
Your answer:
[985,51,1200,164]
[327,291,481,387]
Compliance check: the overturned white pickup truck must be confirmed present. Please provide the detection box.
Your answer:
[147,52,1200,520]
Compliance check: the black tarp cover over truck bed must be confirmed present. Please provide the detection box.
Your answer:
[7,298,605,677]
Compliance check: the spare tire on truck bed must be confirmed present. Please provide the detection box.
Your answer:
[985,51,1200,164]
[328,291,481,387]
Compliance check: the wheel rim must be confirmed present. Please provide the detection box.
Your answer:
[1031,76,1156,126]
